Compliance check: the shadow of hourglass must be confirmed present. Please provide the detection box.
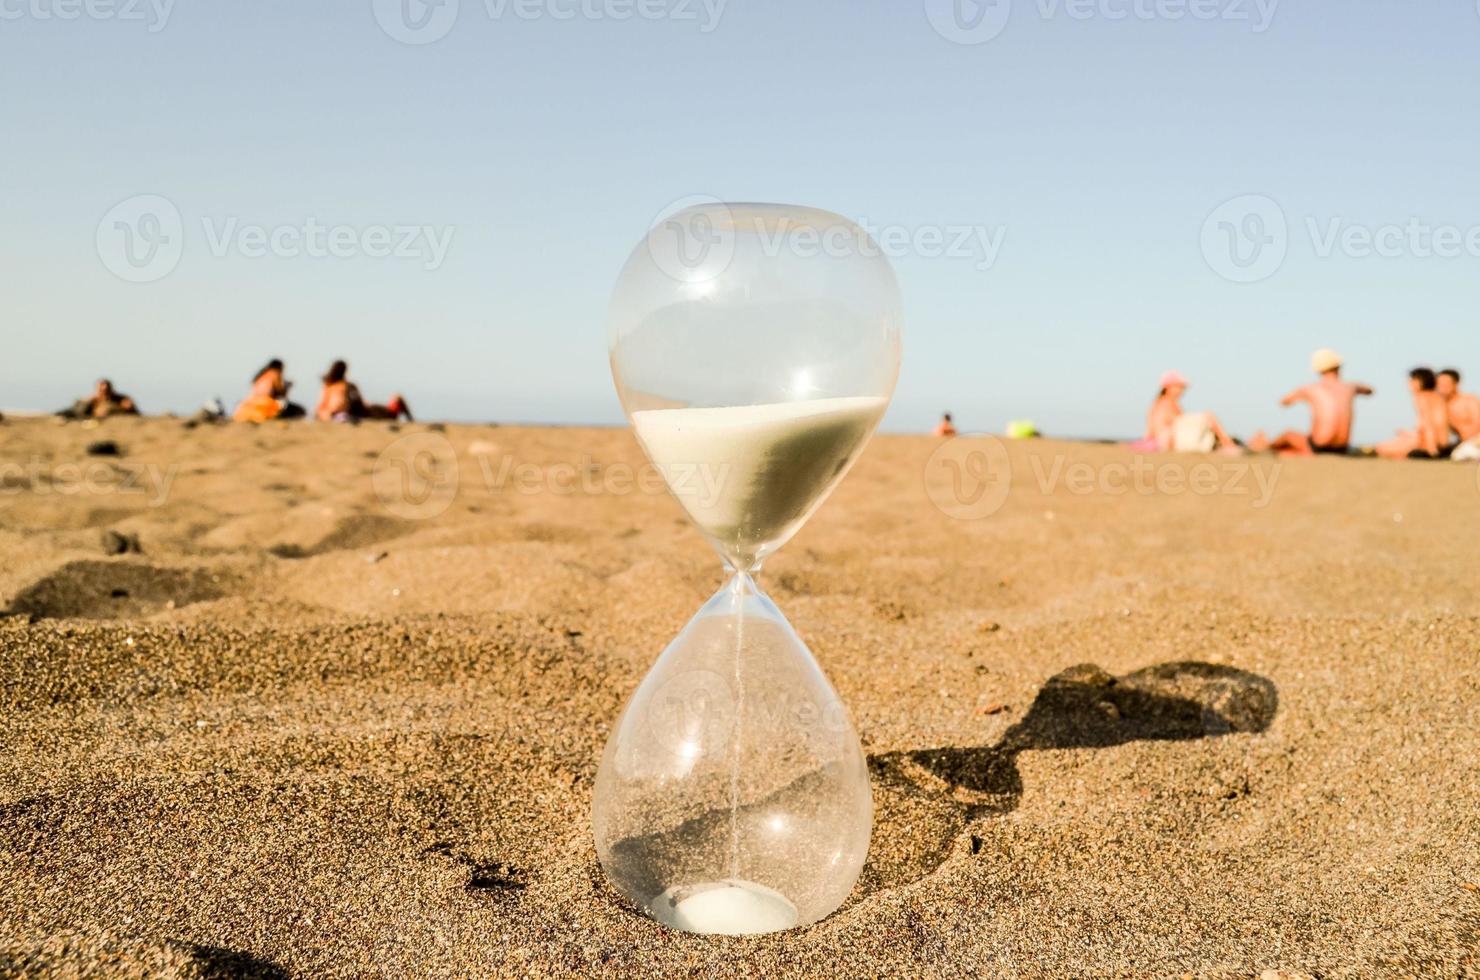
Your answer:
[860,661,1279,897]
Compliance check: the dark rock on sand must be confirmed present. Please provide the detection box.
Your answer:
[100,530,141,555]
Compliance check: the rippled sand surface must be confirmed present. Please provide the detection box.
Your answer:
[1,416,1476,977]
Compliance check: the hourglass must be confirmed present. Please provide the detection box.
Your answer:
[592,203,902,935]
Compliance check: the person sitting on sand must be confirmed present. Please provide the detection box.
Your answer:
[65,379,138,419]
[1143,371,1240,453]
[315,360,413,422]
[933,412,957,437]
[1376,367,1452,459]
[233,359,305,423]
[1437,368,1480,445]
[1248,349,1372,456]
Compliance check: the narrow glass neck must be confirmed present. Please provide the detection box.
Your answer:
[723,557,765,580]
[724,569,759,597]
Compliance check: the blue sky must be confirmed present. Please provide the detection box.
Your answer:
[3,0,1479,442]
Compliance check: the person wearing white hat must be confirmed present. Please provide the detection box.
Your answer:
[1248,349,1373,456]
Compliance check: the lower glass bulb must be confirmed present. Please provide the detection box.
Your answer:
[591,573,872,935]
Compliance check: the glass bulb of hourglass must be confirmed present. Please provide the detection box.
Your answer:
[593,575,871,934]
[594,202,901,934]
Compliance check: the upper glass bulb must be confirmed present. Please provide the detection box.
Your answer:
[609,202,903,569]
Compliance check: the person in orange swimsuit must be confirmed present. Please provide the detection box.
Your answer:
[233,359,302,423]
[932,412,957,437]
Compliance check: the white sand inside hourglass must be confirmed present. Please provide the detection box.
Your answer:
[631,396,887,556]
[650,880,800,936]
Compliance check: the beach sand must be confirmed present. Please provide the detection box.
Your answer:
[0,416,1476,977]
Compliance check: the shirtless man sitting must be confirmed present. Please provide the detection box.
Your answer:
[1375,367,1451,459]
[1248,349,1371,456]
[1437,368,1480,445]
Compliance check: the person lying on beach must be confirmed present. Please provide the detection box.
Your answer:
[1142,371,1240,453]
[932,413,957,437]
[1375,367,1452,459]
[63,379,138,419]
[233,359,305,423]
[1247,349,1372,456]
[315,360,413,422]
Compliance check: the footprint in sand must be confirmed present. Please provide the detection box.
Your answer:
[0,930,288,980]
[197,512,414,560]
[862,661,1278,896]
[4,560,230,620]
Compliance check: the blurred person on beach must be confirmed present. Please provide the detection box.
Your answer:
[1375,367,1452,459]
[315,360,413,422]
[233,359,304,423]
[1137,370,1240,453]
[61,379,138,419]
[1248,349,1372,457]
[1436,369,1480,445]
[933,412,957,437]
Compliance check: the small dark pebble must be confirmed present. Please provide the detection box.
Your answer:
[110,589,129,599]
[466,862,528,893]
[100,530,140,555]
[85,440,122,457]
